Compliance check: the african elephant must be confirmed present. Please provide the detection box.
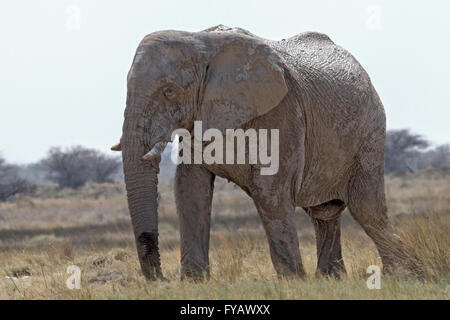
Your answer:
[112,25,420,280]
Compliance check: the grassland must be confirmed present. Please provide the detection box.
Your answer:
[0,170,449,299]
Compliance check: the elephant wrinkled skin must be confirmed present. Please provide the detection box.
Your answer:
[114,25,422,280]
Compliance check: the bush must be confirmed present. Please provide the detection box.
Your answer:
[426,144,450,171]
[40,146,121,189]
[385,129,450,174]
[385,129,430,173]
[0,157,36,201]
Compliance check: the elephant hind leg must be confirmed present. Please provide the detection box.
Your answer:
[347,169,423,277]
[306,200,346,278]
[254,198,305,278]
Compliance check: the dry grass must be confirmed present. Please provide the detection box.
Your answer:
[0,171,449,299]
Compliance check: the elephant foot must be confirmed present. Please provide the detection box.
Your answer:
[310,215,346,279]
[272,254,306,279]
[180,264,210,282]
[315,260,346,279]
[140,258,166,281]
[140,261,165,281]
[368,229,425,279]
[275,266,306,280]
[381,254,425,280]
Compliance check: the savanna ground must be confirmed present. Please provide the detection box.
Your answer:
[0,169,448,299]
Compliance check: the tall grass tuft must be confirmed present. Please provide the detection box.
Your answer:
[395,212,449,280]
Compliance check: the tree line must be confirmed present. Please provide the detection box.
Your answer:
[0,129,449,201]
[0,146,121,201]
[385,129,449,173]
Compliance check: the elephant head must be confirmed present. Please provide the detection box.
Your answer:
[112,28,288,280]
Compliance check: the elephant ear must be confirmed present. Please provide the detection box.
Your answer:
[199,35,288,132]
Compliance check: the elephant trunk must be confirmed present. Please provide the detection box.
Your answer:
[121,116,164,280]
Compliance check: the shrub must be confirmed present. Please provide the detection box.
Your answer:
[40,146,121,189]
[0,156,36,201]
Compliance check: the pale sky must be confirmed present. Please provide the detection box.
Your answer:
[1,0,449,163]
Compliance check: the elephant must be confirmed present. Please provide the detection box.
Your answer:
[112,25,421,280]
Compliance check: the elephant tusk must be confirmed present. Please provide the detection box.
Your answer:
[142,141,168,160]
[111,143,122,151]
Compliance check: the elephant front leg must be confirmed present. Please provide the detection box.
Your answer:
[175,164,215,281]
[254,199,305,278]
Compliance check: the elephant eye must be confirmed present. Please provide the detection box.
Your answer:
[163,86,176,99]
